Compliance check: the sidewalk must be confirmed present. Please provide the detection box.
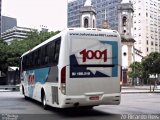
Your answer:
[122,85,160,93]
[0,89,11,92]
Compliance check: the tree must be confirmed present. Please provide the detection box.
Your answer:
[128,61,143,85]
[0,39,8,74]
[142,52,160,91]
[142,52,160,76]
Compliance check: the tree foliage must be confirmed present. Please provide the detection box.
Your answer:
[127,52,160,85]
[0,39,8,73]
[0,30,60,74]
[128,61,143,78]
[142,52,160,76]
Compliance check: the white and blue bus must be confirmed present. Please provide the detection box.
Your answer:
[20,28,121,109]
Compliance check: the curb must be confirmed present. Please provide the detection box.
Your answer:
[121,91,160,94]
[0,90,19,92]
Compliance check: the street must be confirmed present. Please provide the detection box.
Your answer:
[0,92,160,120]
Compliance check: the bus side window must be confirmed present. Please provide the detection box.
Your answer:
[22,56,26,71]
[30,54,32,69]
[37,49,41,65]
[35,50,38,66]
[49,41,55,65]
[54,39,61,64]
[26,55,29,69]
[31,52,35,67]
[44,45,49,64]
[41,46,46,66]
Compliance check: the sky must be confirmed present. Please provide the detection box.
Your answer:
[2,0,129,31]
[2,0,68,31]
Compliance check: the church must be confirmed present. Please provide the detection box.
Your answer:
[79,0,143,85]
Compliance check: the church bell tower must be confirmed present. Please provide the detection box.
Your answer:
[80,0,96,28]
[118,0,134,37]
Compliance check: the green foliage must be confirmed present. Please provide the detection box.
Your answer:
[128,61,143,78]
[0,39,8,73]
[0,30,60,74]
[142,52,160,76]
[128,52,160,85]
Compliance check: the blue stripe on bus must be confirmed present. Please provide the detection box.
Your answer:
[100,41,118,77]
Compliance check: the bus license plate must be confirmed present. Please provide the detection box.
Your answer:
[89,96,99,100]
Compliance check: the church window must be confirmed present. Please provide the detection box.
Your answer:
[122,16,127,26]
[123,52,127,56]
[84,18,89,28]
[93,20,95,28]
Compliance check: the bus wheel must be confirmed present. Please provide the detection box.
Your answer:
[81,106,94,109]
[42,93,48,110]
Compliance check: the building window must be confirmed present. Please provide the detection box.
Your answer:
[84,18,89,28]
[123,52,127,56]
[147,47,149,52]
[93,20,95,28]
[147,40,148,45]
[151,41,154,45]
[122,16,127,26]
[146,12,148,17]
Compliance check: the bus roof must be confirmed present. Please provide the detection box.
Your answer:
[21,28,119,58]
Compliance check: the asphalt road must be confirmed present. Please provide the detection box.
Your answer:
[0,92,160,120]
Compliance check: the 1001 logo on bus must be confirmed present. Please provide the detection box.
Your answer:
[80,49,107,62]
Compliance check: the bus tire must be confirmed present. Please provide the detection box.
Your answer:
[41,91,48,110]
[82,106,94,109]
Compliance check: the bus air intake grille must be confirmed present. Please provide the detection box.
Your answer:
[52,86,59,105]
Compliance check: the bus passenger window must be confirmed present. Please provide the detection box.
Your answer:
[22,57,26,70]
[49,41,55,65]
[44,45,49,64]
[54,39,61,64]
[37,49,41,65]
[31,52,35,67]
[35,51,38,66]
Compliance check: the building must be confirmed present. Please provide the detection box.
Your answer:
[1,26,35,44]
[118,0,143,85]
[131,0,160,56]
[80,0,96,28]
[118,0,142,69]
[1,16,17,33]
[118,0,135,69]
[68,0,122,30]
[118,0,134,37]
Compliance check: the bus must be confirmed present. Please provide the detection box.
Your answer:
[20,28,121,109]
